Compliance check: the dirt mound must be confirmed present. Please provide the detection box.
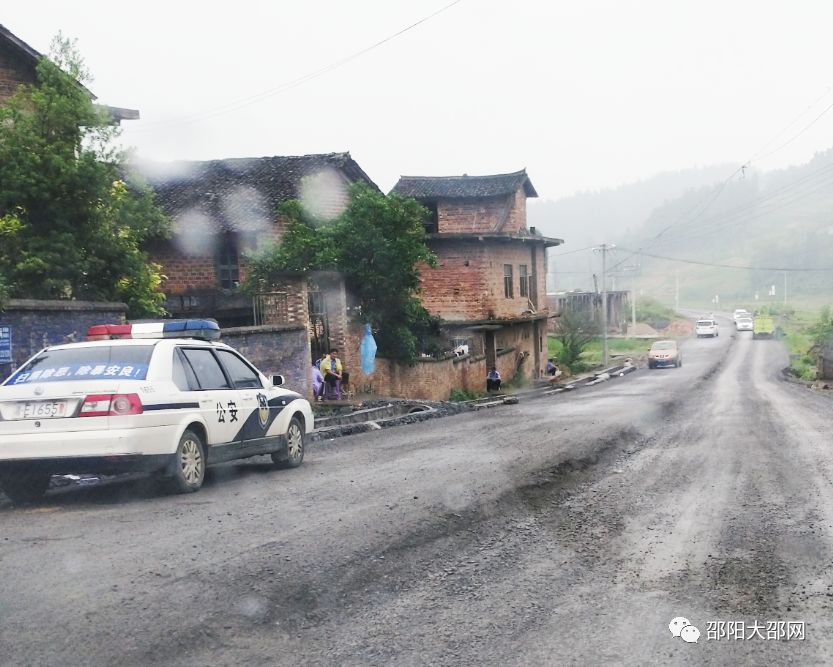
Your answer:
[630,322,659,336]
[660,318,694,336]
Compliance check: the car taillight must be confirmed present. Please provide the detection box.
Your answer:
[79,393,143,417]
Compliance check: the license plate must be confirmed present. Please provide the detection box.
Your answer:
[18,400,69,420]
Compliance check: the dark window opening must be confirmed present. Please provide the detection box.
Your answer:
[503,264,514,299]
[217,236,240,289]
[519,264,529,298]
[423,202,439,234]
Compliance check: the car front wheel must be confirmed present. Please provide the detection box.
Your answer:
[272,416,305,469]
[167,429,206,493]
[0,471,51,505]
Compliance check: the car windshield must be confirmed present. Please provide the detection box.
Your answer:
[4,345,154,385]
[652,341,676,350]
[697,320,715,326]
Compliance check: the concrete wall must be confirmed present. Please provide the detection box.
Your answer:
[221,323,311,397]
[0,299,128,379]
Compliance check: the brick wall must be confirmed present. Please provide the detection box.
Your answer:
[420,240,548,321]
[438,195,512,234]
[344,319,541,400]
[0,299,128,379]
[503,188,528,234]
[221,323,311,397]
[0,44,36,103]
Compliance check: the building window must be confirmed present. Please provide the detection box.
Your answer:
[217,235,240,289]
[519,264,529,298]
[503,264,514,298]
[423,201,439,234]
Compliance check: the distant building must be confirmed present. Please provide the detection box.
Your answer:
[547,290,630,334]
[391,170,563,381]
[0,23,139,123]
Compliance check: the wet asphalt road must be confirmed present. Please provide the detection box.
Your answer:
[3,320,833,666]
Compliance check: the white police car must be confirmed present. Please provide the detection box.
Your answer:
[0,320,313,503]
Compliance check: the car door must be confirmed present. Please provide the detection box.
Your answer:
[213,349,276,456]
[178,347,242,461]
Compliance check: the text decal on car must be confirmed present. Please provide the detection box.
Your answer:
[9,364,150,384]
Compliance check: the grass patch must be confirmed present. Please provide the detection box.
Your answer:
[548,336,652,372]
[448,387,486,402]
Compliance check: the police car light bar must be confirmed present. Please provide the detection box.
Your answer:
[87,320,221,341]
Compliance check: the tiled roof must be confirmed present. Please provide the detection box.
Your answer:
[138,153,378,233]
[391,169,537,200]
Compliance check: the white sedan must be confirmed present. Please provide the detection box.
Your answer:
[0,320,313,503]
[695,319,719,337]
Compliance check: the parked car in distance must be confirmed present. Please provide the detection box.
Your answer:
[0,319,314,504]
[733,308,751,323]
[648,340,682,369]
[736,317,753,331]
[695,319,719,337]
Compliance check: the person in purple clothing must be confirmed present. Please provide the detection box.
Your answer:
[311,362,324,401]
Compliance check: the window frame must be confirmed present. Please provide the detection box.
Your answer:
[215,348,264,390]
[216,234,241,290]
[179,347,232,391]
[519,264,529,299]
[503,264,514,299]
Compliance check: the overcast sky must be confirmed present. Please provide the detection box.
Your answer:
[6,1,833,200]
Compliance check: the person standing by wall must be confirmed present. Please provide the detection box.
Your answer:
[486,366,502,392]
[320,348,344,400]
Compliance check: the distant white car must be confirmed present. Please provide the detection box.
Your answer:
[733,309,751,323]
[696,319,719,337]
[736,317,753,331]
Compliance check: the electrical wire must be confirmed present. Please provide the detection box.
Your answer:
[131,0,464,132]
[617,247,833,272]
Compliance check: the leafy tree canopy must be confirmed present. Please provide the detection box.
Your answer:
[0,34,170,316]
[247,183,443,362]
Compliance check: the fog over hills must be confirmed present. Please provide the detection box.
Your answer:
[534,148,833,307]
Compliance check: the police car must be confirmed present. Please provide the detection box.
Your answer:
[0,320,313,503]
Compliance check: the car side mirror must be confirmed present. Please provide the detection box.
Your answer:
[271,374,285,387]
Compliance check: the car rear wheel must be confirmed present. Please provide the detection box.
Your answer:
[272,416,305,469]
[0,472,51,505]
[167,429,206,493]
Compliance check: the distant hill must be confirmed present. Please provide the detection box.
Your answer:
[536,149,833,308]
[529,164,737,292]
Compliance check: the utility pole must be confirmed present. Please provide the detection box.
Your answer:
[675,269,680,312]
[593,243,615,366]
[784,271,787,306]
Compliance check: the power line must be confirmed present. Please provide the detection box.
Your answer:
[131,0,464,132]
[618,247,833,272]
[608,85,833,273]
[548,245,595,258]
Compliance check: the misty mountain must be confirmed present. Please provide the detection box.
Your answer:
[530,164,737,292]
[619,147,833,307]
[537,148,833,307]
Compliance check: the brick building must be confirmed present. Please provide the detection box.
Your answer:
[390,170,563,384]
[0,24,138,122]
[142,153,376,359]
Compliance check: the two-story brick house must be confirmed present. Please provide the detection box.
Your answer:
[391,170,563,383]
[0,24,138,122]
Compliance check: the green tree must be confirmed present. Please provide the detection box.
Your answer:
[248,182,442,362]
[0,34,170,316]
